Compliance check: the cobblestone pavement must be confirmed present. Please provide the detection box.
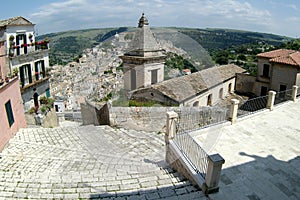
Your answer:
[0,125,207,199]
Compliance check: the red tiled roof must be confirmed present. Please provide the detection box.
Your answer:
[258,49,300,66]
[257,49,296,59]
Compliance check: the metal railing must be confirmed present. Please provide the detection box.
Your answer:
[171,107,228,179]
[174,126,208,179]
[57,111,82,122]
[275,89,292,105]
[237,95,268,117]
[176,107,229,134]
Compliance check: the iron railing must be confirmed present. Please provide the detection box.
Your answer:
[172,107,228,179]
[174,127,208,179]
[176,107,229,134]
[237,95,268,117]
[57,112,82,122]
[275,89,292,105]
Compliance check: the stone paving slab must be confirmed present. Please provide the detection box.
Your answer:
[0,125,207,199]
[195,100,300,200]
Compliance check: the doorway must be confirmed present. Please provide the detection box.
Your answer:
[207,94,212,106]
[260,86,268,96]
[33,93,39,108]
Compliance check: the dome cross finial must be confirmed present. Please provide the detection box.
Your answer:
[138,12,149,28]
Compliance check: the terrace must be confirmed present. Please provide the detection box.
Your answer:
[165,86,300,199]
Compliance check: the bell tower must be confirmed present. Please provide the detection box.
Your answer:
[120,13,165,92]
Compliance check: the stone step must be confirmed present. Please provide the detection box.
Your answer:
[0,125,204,199]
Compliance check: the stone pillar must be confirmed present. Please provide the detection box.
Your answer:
[292,85,298,102]
[202,154,225,194]
[228,99,239,124]
[267,91,276,111]
[166,111,178,143]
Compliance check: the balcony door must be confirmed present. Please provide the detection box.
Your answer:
[19,64,32,87]
[16,34,27,55]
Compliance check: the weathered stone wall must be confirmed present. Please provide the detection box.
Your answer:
[80,101,110,126]
[25,110,58,128]
[236,73,256,95]
[41,110,58,128]
[109,106,221,132]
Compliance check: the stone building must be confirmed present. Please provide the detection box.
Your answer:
[131,64,246,106]
[119,13,246,107]
[120,13,166,92]
[236,49,300,96]
[0,16,51,111]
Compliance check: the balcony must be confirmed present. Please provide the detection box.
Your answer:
[9,40,49,62]
[20,76,50,93]
[0,76,18,91]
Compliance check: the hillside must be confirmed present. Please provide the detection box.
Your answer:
[37,27,292,67]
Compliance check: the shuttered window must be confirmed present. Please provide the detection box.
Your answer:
[5,100,14,127]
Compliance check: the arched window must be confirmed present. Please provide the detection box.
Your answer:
[219,88,223,99]
[228,83,232,93]
[193,101,199,107]
[207,94,212,106]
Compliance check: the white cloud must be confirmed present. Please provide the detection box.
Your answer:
[28,0,294,37]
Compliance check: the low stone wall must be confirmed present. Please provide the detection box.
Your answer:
[25,110,58,128]
[109,106,220,132]
[80,101,228,132]
[110,107,173,132]
[80,101,109,126]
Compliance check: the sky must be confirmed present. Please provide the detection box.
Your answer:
[1,0,300,38]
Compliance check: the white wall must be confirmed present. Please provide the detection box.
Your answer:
[182,78,236,107]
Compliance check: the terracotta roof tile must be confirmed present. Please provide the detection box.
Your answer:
[150,64,246,103]
[258,49,300,66]
[257,49,296,59]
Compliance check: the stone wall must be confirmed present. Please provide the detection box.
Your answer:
[80,101,110,126]
[25,110,58,128]
[235,73,256,95]
[109,106,219,132]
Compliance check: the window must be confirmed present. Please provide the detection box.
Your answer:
[131,69,136,90]
[16,34,27,55]
[228,83,232,93]
[19,64,32,86]
[34,60,46,80]
[262,64,270,77]
[5,100,14,127]
[219,88,224,99]
[260,86,268,96]
[207,94,212,106]
[151,69,158,84]
[193,101,199,107]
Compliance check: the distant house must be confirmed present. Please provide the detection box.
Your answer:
[0,16,51,111]
[182,69,191,75]
[236,49,300,96]
[131,64,246,107]
[0,77,26,150]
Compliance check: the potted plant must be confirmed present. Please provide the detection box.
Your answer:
[13,68,18,76]
[29,33,33,43]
